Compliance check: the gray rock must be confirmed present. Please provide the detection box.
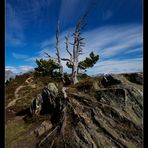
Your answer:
[47,83,59,98]
[30,95,42,116]
[124,73,143,85]
[93,82,100,90]
[101,75,121,87]
[34,120,52,137]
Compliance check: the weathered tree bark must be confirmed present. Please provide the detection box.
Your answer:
[72,61,79,84]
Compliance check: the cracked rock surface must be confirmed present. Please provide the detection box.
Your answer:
[37,73,143,148]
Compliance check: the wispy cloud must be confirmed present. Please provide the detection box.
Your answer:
[82,24,143,59]
[25,48,53,62]
[5,65,34,73]
[125,47,142,54]
[6,2,26,47]
[87,58,143,75]
[40,40,51,49]
[12,53,29,60]
[38,23,143,74]
[59,0,91,26]
[6,36,26,47]
[6,0,52,47]
[6,0,142,75]
[7,0,52,24]
[16,23,143,75]
[40,23,143,59]
[40,27,74,49]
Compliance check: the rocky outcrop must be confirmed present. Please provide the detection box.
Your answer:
[30,83,59,116]
[30,94,42,116]
[123,73,143,85]
[29,74,143,148]
[101,74,121,87]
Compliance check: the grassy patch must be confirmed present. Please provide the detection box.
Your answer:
[5,120,33,148]
[5,73,32,106]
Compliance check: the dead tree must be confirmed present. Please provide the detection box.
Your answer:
[44,23,65,82]
[62,14,87,84]
[72,17,86,84]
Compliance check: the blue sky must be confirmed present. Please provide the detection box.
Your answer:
[6,0,143,75]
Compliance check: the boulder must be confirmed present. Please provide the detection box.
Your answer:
[34,120,52,137]
[101,75,121,87]
[30,95,42,116]
[41,83,59,113]
[47,83,59,98]
[93,81,100,90]
[124,73,143,85]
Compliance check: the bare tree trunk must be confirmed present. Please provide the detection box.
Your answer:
[72,32,79,84]
[72,60,79,84]
[62,13,88,84]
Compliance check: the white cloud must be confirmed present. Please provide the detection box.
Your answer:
[5,65,34,74]
[40,23,143,59]
[19,66,34,72]
[82,24,143,59]
[27,23,143,75]
[5,66,18,73]
[87,58,143,75]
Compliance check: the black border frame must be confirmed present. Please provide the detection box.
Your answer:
[0,0,5,146]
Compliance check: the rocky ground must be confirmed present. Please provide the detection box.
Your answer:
[5,72,143,148]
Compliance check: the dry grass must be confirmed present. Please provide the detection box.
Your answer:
[5,118,33,148]
[5,73,31,105]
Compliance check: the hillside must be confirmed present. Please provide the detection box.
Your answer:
[5,72,143,148]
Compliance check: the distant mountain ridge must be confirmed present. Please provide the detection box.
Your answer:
[5,70,16,81]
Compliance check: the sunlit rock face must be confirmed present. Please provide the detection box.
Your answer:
[37,73,143,148]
